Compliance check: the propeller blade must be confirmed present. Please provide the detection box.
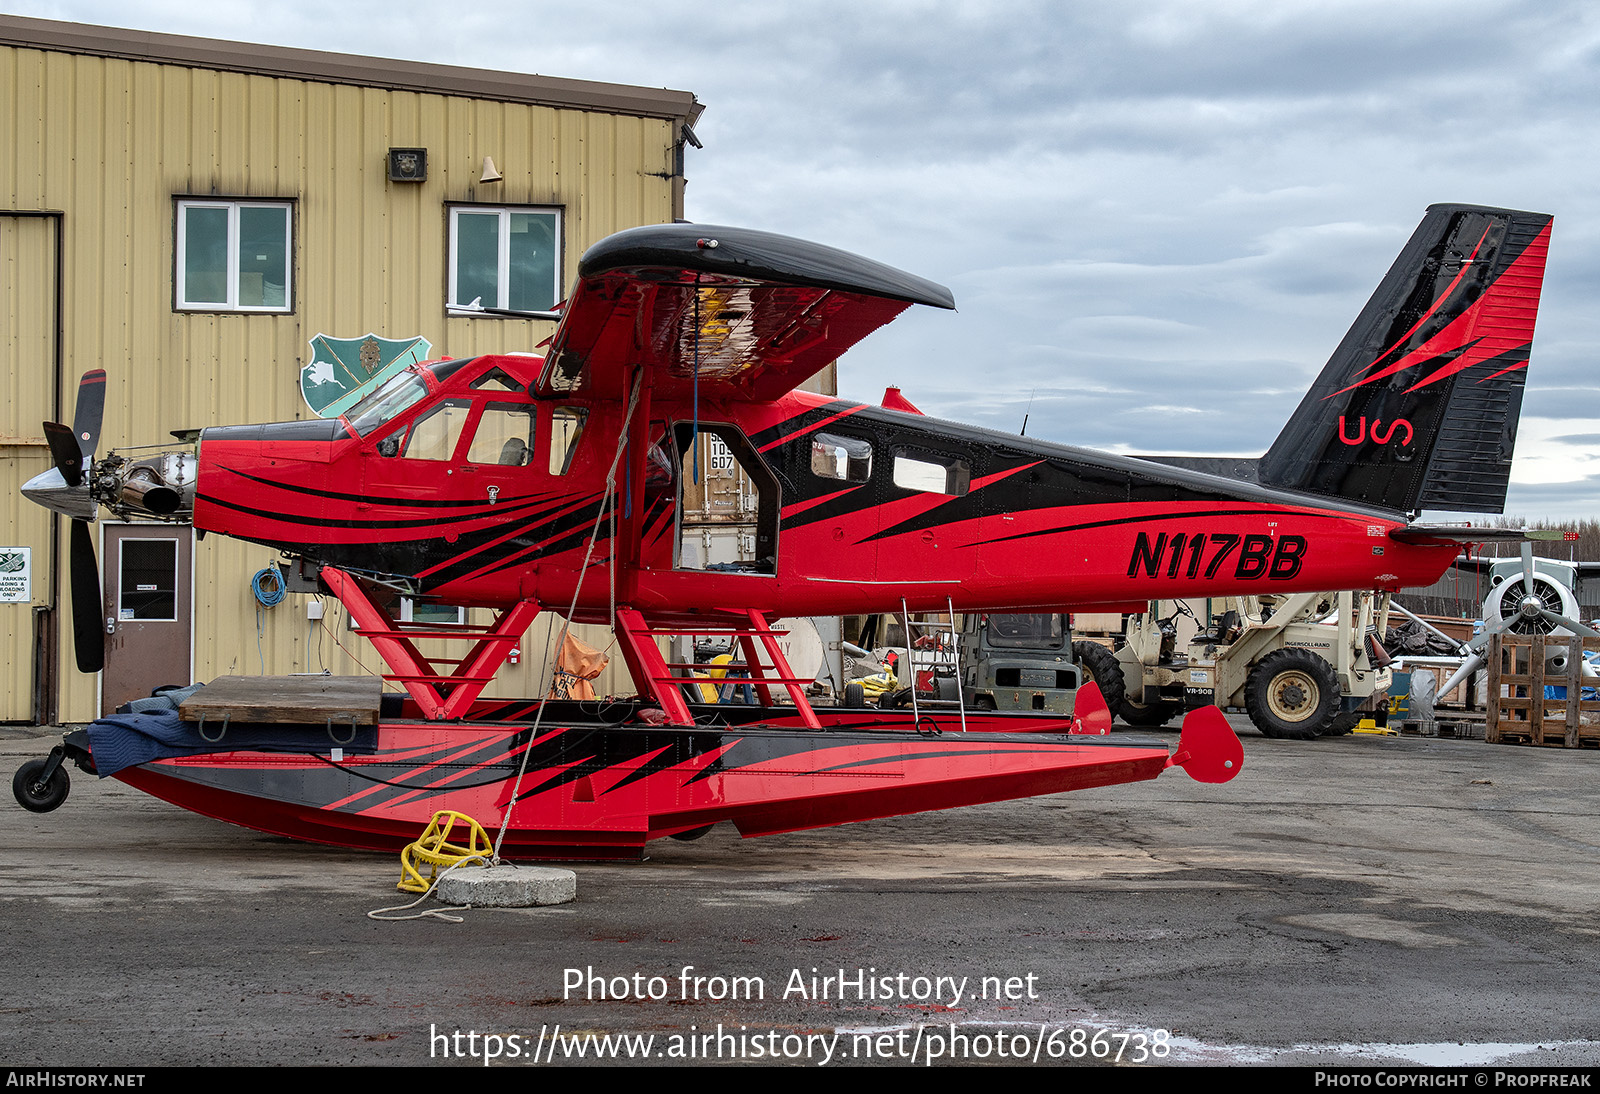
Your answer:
[1520,541,1536,592]
[41,421,83,488]
[68,520,104,673]
[1479,611,1517,640]
[71,369,106,458]
[1438,651,1486,698]
[1539,610,1600,640]
[1463,608,1517,651]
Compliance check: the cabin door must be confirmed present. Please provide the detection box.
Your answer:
[100,524,193,716]
[674,424,778,575]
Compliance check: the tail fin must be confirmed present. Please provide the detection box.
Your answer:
[1260,204,1552,515]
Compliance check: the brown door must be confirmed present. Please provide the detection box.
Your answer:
[100,524,193,716]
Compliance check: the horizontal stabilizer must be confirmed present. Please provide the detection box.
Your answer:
[1392,524,1574,545]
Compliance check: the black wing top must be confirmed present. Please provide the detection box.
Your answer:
[536,223,955,402]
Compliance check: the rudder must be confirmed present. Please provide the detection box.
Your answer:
[1260,204,1552,515]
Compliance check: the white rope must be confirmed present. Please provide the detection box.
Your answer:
[365,856,490,923]
[491,371,645,862]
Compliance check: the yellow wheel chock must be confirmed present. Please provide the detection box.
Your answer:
[1352,717,1398,736]
[398,810,495,893]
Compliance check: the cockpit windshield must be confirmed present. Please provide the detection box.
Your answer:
[345,371,429,437]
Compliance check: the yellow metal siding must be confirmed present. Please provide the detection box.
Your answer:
[2,44,684,721]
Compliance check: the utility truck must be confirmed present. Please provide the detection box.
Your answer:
[963,593,1394,739]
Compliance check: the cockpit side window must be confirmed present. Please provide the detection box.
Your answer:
[393,399,471,461]
[424,357,476,385]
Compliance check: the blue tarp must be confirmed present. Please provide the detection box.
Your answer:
[87,709,379,778]
[1542,650,1600,701]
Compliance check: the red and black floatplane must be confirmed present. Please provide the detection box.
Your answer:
[14,203,1551,858]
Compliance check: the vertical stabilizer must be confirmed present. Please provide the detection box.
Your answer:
[1260,204,1551,514]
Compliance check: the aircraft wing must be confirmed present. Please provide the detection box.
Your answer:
[535,223,955,401]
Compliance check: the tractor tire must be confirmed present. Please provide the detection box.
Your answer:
[1072,642,1126,713]
[1321,711,1361,737]
[1245,648,1340,739]
[880,687,915,710]
[1073,641,1179,726]
[1117,696,1181,727]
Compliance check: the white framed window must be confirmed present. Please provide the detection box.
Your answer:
[811,432,873,483]
[448,205,561,317]
[176,200,292,312]
[347,599,465,630]
[401,600,466,626]
[892,451,971,496]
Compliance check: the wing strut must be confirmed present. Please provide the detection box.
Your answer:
[320,565,540,720]
[613,608,823,729]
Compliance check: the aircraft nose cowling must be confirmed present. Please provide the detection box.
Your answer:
[199,418,344,466]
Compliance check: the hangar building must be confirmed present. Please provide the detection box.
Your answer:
[0,15,706,722]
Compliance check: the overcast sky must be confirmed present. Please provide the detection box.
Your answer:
[12,0,1600,518]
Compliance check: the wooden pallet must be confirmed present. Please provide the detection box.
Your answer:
[1400,712,1485,740]
[1485,635,1600,748]
[178,675,382,726]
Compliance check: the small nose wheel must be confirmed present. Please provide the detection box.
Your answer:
[13,749,70,813]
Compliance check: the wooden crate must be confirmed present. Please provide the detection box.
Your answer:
[1485,635,1600,748]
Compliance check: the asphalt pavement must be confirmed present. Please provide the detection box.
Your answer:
[1,716,1597,1068]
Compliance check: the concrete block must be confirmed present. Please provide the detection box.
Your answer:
[435,864,576,907]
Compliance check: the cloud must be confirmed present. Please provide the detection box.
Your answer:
[14,0,1600,513]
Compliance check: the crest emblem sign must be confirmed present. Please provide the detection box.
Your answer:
[300,333,434,418]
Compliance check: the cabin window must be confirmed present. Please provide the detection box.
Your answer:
[810,433,873,483]
[175,200,292,312]
[447,205,561,316]
[892,451,970,496]
[549,408,588,475]
[465,404,536,466]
